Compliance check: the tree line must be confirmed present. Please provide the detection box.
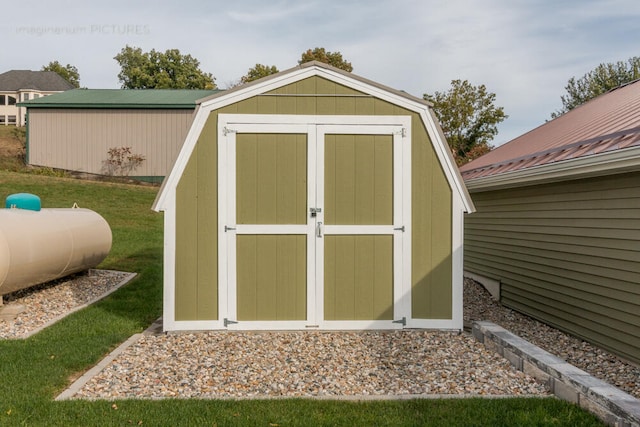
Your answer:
[40,47,639,166]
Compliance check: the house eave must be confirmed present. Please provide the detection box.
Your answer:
[464,146,640,192]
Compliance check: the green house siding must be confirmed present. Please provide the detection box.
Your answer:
[174,75,453,322]
[465,172,640,364]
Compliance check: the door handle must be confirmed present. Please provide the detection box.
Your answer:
[316,221,323,238]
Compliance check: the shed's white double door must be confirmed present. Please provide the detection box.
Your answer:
[218,115,411,329]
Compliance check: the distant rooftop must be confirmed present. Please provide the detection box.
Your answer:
[460,79,640,181]
[19,88,222,109]
[0,70,75,91]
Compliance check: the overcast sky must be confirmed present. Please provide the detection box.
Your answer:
[4,0,640,145]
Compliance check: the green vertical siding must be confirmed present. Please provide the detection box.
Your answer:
[236,133,307,224]
[465,172,640,364]
[324,134,393,225]
[411,113,453,319]
[173,75,454,322]
[324,235,393,320]
[175,117,218,321]
[237,235,306,320]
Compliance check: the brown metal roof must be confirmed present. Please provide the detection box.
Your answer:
[460,79,640,180]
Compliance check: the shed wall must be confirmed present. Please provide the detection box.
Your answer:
[174,76,454,321]
[27,108,194,178]
[465,171,640,364]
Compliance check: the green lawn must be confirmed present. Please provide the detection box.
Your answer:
[0,171,605,426]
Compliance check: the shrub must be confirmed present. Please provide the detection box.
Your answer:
[102,146,145,176]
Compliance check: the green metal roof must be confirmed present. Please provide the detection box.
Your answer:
[18,88,222,109]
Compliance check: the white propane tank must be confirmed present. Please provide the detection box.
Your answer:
[0,205,112,295]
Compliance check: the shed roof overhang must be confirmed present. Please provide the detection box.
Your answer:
[153,61,475,213]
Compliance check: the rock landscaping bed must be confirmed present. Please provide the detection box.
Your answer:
[4,271,637,404]
[0,270,135,339]
[67,329,548,399]
[464,278,640,400]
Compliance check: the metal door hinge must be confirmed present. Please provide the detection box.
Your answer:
[394,226,405,232]
[224,318,238,327]
[394,128,407,137]
[224,225,236,232]
[223,126,237,136]
[392,317,406,326]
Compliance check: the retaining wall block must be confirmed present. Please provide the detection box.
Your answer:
[472,321,640,427]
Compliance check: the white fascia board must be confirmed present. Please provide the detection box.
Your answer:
[465,146,640,192]
[152,102,210,211]
[420,109,475,214]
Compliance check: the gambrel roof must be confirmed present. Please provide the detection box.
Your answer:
[154,61,474,213]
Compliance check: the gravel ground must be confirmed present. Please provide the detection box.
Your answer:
[73,330,547,399]
[4,272,638,400]
[0,270,133,339]
[464,278,640,399]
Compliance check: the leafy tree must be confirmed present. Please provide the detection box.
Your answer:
[553,56,640,118]
[241,63,279,84]
[41,61,80,87]
[424,79,507,166]
[298,47,353,72]
[114,45,216,89]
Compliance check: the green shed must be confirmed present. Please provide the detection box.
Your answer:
[153,61,474,331]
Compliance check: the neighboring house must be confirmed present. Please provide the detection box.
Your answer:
[0,70,75,126]
[460,79,640,364]
[20,88,219,181]
[153,61,474,332]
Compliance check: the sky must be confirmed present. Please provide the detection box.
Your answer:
[4,0,640,145]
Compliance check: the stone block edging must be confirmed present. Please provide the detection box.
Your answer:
[472,321,640,427]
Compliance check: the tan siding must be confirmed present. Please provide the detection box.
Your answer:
[28,108,194,177]
[465,171,640,363]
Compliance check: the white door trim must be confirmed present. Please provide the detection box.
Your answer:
[315,124,410,329]
[218,114,412,330]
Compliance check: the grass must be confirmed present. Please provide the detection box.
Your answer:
[0,170,606,426]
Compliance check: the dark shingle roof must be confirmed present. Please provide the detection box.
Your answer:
[0,70,76,91]
[18,88,221,109]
